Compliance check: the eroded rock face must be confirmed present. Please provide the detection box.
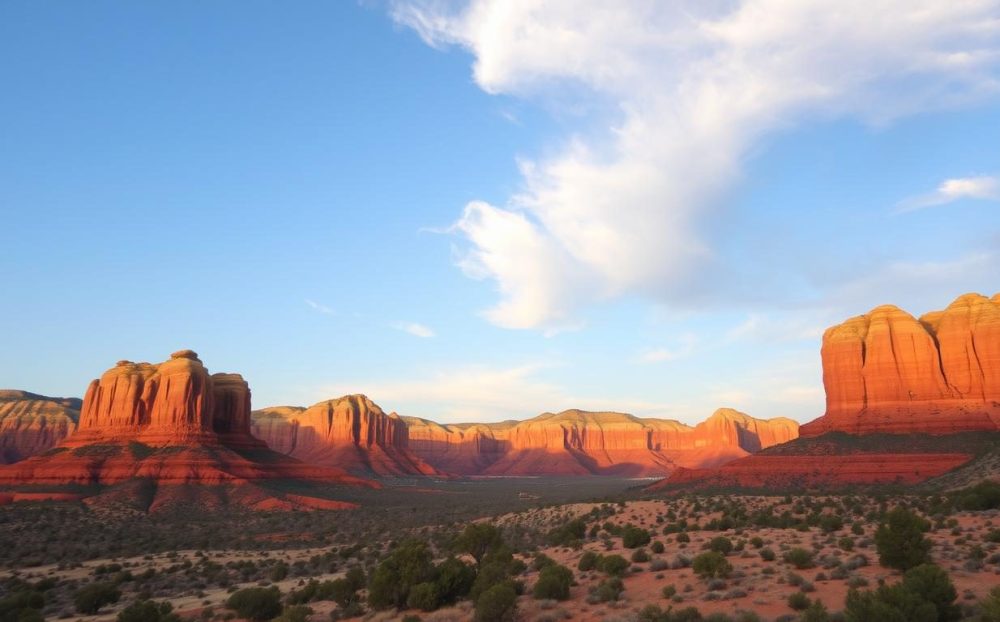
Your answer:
[402,408,798,476]
[0,391,79,463]
[251,396,439,476]
[801,293,1000,437]
[0,352,376,511]
[70,350,264,448]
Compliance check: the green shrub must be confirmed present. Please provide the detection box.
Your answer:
[875,508,932,571]
[532,564,573,601]
[651,540,665,554]
[368,540,436,609]
[705,536,733,555]
[632,548,651,563]
[783,548,815,569]
[596,554,629,577]
[788,592,811,611]
[979,586,1000,621]
[74,582,122,615]
[844,563,958,622]
[117,600,180,622]
[547,519,587,547]
[434,556,476,604]
[226,587,282,621]
[692,552,732,579]
[456,524,504,565]
[590,577,624,603]
[578,551,601,571]
[474,582,517,622]
[760,548,775,562]
[406,582,440,612]
[622,525,652,548]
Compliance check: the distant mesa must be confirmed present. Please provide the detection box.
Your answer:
[0,351,375,512]
[0,390,79,464]
[651,292,1000,493]
[251,395,441,477]
[402,407,798,476]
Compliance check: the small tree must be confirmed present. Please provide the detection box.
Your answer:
[368,540,436,609]
[74,582,121,615]
[875,507,932,571]
[456,524,503,565]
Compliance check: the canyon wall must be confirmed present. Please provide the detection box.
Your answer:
[801,292,1000,437]
[0,391,79,463]
[251,395,439,476]
[404,407,798,476]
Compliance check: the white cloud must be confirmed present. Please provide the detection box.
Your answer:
[392,321,437,338]
[896,175,1000,212]
[305,299,335,315]
[392,0,1000,330]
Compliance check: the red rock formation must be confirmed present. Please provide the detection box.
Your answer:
[250,395,440,477]
[402,408,798,476]
[0,391,79,463]
[801,293,1000,437]
[0,351,376,511]
[650,453,972,491]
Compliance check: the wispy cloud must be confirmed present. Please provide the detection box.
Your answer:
[305,299,335,315]
[392,0,1000,331]
[321,361,673,422]
[896,175,1000,212]
[392,321,436,338]
[637,333,697,364]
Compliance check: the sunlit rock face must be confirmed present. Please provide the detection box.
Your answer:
[0,391,79,463]
[251,395,440,477]
[401,408,798,476]
[0,351,376,511]
[801,293,1000,437]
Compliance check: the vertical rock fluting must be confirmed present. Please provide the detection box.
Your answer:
[801,293,1000,437]
[68,350,262,447]
[250,395,440,476]
[0,391,79,463]
[400,408,798,476]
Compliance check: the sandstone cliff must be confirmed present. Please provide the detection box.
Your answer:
[250,395,439,477]
[801,292,1000,437]
[0,391,79,463]
[403,408,798,476]
[0,351,375,511]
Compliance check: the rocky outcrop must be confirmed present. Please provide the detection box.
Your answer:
[0,351,376,511]
[402,408,798,476]
[0,391,79,463]
[801,293,1000,437]
[251,395,440,477]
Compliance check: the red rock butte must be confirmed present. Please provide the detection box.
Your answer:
[0,391,79,464]
[0,351,375,511]
[802,292,1000,436]
[652,292,1000,492]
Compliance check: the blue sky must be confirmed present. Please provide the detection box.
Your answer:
[2,1,998,424]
